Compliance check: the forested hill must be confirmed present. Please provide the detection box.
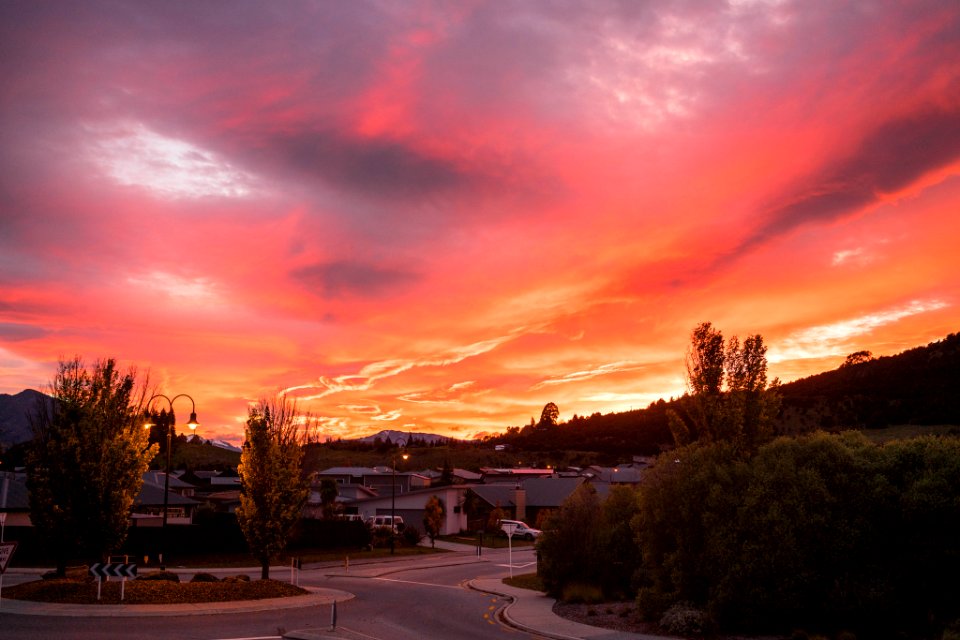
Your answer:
[488,332,960,456]
[778,331,960,431]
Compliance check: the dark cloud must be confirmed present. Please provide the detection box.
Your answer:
[293,260,419,298]
[740,104,960,253]
[270,130,470,200]
[0,322,49,342]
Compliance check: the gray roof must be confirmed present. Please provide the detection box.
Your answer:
[582,465,646,484]
[143,471,193,489]
[318,467,382,476]
[470,484,518,509]
[135,482,199,507]
[521,477,585,507]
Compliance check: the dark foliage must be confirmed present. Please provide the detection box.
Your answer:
[634,433,960,638]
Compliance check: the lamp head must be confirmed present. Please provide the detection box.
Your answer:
[187,411,199,431]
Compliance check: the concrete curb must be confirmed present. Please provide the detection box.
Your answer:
[0,586,353,618]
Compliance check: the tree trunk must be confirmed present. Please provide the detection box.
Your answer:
[261,556,270,580]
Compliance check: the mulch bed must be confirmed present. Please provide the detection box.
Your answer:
[4,577,307,605]
[553,601,665,635]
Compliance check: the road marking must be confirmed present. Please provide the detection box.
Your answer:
[215,637,281,640]
[494,562,537,569]
[335,626,386,640]
[373,576,464,590]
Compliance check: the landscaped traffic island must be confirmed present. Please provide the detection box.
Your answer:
[4,571,307,605]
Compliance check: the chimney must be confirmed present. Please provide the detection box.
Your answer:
[512,485,526,522]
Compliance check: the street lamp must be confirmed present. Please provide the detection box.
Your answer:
[143,393,199,569]
[390,452,409,555]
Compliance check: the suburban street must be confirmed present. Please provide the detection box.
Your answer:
[0,545,546,640]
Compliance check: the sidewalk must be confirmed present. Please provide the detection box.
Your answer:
[469,578,672,640]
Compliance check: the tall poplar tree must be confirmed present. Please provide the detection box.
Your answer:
[27,357,156,574]
[668,322,780,453]
[237,396,310,579]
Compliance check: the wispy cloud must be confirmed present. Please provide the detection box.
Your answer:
[284,333,518,401]
[531,362,643,390]
[772,299,950,362]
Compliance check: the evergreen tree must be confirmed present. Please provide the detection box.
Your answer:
[237,396,310,579]
[27,357,156,574]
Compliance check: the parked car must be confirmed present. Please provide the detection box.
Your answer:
[338,514,365,522]
[368,515,405,532]
[498,519,542,540]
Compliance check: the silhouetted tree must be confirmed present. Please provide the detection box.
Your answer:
[539,402,560,428]
[841,350,874,367]
[668,322,779,453]
[27,357,156,574]
[237,395,311,579]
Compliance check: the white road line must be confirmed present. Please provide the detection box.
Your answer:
[373,577,464,590]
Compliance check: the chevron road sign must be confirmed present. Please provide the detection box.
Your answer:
[89,562,138,578]
[0,541,17,574]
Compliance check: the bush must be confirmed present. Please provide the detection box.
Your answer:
[137,571,180,582]
[659,602,705,636]
[189,572,220,583]
[560,582,604,604]
[402,525,423,546]
[370,527,393,548]
[635,433,960,636]
[223,574,251,583]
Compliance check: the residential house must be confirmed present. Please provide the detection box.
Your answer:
[348,485,470,536]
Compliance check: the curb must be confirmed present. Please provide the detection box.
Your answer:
[0,586,354,618]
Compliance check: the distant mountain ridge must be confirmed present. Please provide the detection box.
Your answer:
[350,429,460,446]
[0,389,49,447]
[185,433,243,453]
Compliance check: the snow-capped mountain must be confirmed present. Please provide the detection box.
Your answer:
[351,429,459,446]
[186,433,242,452]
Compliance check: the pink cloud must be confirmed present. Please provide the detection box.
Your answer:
[1,1,959,443]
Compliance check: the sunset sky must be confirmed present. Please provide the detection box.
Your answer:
[2,1,959,444]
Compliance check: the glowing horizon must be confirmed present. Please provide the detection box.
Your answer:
[1,2,959,444]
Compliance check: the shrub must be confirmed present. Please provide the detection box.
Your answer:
[560,581,604,604]
[944,619,960,640]
[137,571,180,582]
[659,602,705,636]
[402,525,423,546]
[222,574,251,583]
[189,572,220,583]
[370,527,393,548]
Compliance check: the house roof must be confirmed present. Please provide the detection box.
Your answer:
[317,466,382,476]
[135,482,199,507]
[143,471,193,489]
[582,465,646,484]
[470,484,518,509]
[521,476,585,507]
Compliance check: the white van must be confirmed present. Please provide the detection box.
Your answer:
[368,515,405,532]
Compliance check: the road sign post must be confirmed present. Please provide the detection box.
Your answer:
[89,562,138,601]
[501,522,518,578]
[0,540,18,607]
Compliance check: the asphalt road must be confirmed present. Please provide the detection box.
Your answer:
[0,546,545,640]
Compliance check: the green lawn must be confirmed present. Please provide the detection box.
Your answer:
[439,534,537,549]
[162,545,445,568]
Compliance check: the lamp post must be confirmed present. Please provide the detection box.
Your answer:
[144,393,199,570]
[390,452,409,555]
